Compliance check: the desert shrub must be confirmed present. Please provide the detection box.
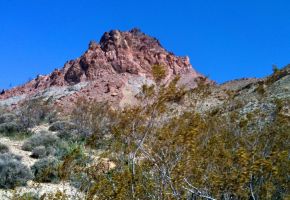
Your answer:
[71,98,95,137]
[11,192,39,200]
[0,113,17,124]
[58,143,89,180]
[17,98,55,129]
[22,131,60,151]
[0,121,21,134]
[152,64,166,83]
[0,113,33,139]
[57,129,80,142]
[69,172,91,192]
[31,146,56,159]
[265,65,289,85]
[57,143,92,193]
[76,75,290,199]
[0,143,9,153]
[0,153,33,189]
[71,98,113,142]
[2,131,33,141]
[31,146,46,158]
[49,121,79,141]
[44,190,70,200]
[49,121,76,132]
[31,157,61,183]
[52,140,71,159]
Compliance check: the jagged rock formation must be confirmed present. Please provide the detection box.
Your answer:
[0,28,205,108]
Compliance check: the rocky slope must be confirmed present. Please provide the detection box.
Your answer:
[187,65,290,129]
[0,28,205,108]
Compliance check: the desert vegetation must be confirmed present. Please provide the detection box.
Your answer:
[0,65,289,199]
[0,153,33,189]
[68,70,289,199]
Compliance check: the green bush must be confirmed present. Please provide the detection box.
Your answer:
[58,143,90,182]
[31,146,56,159]
[22,131,60,151]
[0,121,21,134]
[53,140,71,159]
[31,157,61,183]
[0,113,31,139]
[0,153,33,189]
[31,146,46,158]
[0,143,9,153]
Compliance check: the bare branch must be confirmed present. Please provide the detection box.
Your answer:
[183,178,216,200]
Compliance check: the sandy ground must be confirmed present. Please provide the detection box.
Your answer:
[0,181,84,200]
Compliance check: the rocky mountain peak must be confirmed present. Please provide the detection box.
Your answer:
[99,28,162,52]
[0,28,206,108]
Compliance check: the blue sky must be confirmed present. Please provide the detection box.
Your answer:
[0,0,290,89]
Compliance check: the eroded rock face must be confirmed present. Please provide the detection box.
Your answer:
[0,28,206,108]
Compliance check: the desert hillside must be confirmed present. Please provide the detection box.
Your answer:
[0,30,289,199]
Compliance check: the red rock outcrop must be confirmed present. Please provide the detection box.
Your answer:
[0,28,206,108]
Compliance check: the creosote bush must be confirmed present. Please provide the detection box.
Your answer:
[58,143,89,182]
[71,99,114,146]
[66,69,290,200]
[18,98,55,129]
[0,153,33,189]
[152,64,166,83]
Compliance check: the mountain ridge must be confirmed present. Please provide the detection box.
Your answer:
[0,28,205,108]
